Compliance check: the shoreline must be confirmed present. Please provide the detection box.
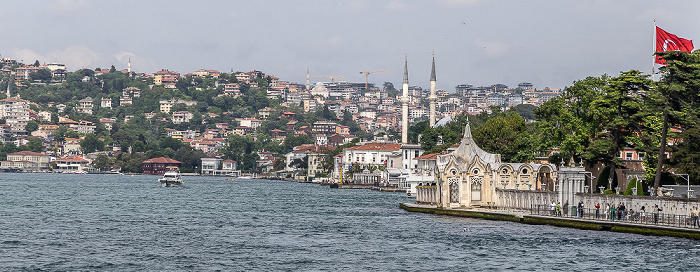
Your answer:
[400,203,700,240]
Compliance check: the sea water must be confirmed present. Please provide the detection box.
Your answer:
[0,173,698,271]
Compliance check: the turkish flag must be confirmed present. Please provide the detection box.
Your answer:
[655,26,694,64]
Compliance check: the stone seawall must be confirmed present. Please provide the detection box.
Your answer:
[400,203,700,240]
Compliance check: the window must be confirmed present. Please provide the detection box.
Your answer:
[415,150,419,158]
[625,152,634,160]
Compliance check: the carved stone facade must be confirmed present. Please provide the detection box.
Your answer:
[417,122,559,208]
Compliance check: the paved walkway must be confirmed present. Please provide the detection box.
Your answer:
[401,203,700,235]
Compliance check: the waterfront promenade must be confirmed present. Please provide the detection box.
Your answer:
[400,203,700,240]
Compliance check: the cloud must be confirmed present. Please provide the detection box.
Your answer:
[12,45,102,70]
[114,51,136,63]
[438,0,481,8]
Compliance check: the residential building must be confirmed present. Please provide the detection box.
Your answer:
[55,155,92,173]
[76,97,94,114]
[141,157,182,175]
[201,157,239,176]
[153,69,180,86]
[172,111,194,124]
[160,99,198,113]
[0,97,30,132]
[1,151,51,171]
[101,97,112,109]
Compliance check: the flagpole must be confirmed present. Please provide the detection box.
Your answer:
[652,19,656,81]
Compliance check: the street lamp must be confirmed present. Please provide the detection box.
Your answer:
[671,172,691,199]
[671,172,692,219]
[585,172,596,194]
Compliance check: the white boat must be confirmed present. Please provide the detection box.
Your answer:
[236,174,256,179]
[158,170,184,186]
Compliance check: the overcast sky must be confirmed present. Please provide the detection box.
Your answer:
[2,0,698,91]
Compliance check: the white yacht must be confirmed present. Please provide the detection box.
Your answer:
[158,170,184,187]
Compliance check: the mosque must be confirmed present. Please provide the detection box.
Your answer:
[399,55,587,209]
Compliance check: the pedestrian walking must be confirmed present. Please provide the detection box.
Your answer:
[550,201,556,216]
[610,204,616,221]
[595,203,600,219]
[654,204,662,224]
[556,202,561,217]
[692,206,699,228]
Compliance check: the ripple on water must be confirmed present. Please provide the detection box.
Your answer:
[0,173,699,271]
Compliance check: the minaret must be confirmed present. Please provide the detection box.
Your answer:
[401,56,409,144]
[429,53,437,127]
[128,58,131,74]
[306,68,310,90]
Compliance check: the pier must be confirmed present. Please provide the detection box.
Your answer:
[400,203,700,240]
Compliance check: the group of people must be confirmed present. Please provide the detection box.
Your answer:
[550,201,572,217]
[547,201,667,224]
[548,201,585,217]
[544,201,700,228]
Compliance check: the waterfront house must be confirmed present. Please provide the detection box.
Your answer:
[55,155,92,173]
[201,157,239,176]
[1,151,51,171]
[142,157,182,175]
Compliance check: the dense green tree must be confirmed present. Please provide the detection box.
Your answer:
[383,82,399,98]
[472,112,528,162]
[25,120,39,133]
[588,70,651,188]
[93,153,113,171]
[80,133,104,153]
[30,69,52,82]
[651,50,700,192]
[407,121,428,144]
[536,76,607,164]
[26,137,43,152]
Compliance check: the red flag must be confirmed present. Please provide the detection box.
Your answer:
[655,26,694,64]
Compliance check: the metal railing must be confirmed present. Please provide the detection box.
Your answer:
[531,204,700,229]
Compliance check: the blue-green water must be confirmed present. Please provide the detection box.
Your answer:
[1,173,698,271]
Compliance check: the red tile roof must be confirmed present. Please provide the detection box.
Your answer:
[56,155,90,162]
[8,151,45,156]
[142,157,181,164]
[346,142,401,151]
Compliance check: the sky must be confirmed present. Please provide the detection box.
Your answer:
[2,0,699,92]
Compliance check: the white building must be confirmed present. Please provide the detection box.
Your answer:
[0,97,30,132]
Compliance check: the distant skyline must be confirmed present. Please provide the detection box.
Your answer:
[2,0,698,91]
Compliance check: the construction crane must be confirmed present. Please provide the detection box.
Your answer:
[359,69,395,90]
[309,75,344,83]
